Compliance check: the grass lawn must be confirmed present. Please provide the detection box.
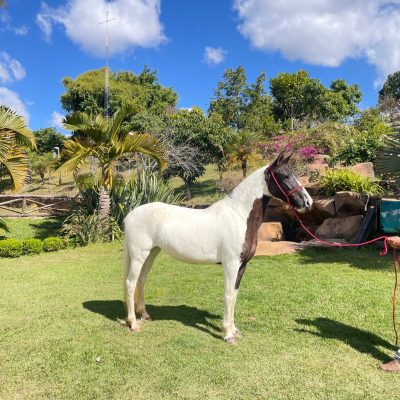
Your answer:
[1,217,64,240]
[1,244,400,399]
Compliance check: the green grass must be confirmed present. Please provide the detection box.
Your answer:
[0,217,64,240]
[1,244,400,399]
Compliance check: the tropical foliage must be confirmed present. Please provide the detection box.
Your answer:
[0,106,36,191]
[320,169,383,196]
[57,105,167,218]
[225,130,262,177]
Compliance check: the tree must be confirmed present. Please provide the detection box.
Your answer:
[0,1,6,8]
[33,127,66,154]
[0,106,36,192]
[162,107,229,199]
[61,66,178,117]
[31,153,53,184]
[57,105,167,218]
[225,130,261,177]
[270,70,362,129]
[209,67,277,135]
[379,71,400,103]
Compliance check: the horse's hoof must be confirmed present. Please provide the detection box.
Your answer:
[233,330,241,338]
[129,324,140,332]
[224,336,236,345]
[141,314,152,321]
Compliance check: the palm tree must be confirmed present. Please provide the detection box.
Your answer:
[225,130,261,177]
[57,105,167,218]
[0,106,36,192]
[375,132,400,182]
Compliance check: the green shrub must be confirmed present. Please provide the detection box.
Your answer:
[61,213,122,246]
[22,238,43,255]
[43,237,63,252]
[0,239,23,258]
[320,169,383,196]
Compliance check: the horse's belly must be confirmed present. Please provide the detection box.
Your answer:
[155,224,220,264]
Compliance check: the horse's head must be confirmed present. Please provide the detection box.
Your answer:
[264,151,313,213]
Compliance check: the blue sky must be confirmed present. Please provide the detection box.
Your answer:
[1,0,400,132]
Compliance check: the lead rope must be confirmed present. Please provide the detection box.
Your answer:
[269,168,398,345]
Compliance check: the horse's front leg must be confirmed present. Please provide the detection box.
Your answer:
[223,260,243,344]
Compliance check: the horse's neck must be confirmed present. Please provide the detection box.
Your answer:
[228,167,269,220]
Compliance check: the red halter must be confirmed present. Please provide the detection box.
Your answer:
[267,167,303,206]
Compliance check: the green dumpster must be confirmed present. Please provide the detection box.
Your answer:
[380,199,400,233]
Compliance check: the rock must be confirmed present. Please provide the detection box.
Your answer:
[257,222,284,242]
[334,191,369,217]
[263,205,294,224]
[313,197,336,218]
[255,241,305,256]
[349,162,375,179]
[315,215,363,242]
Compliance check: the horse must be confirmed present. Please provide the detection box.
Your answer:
[123,151,313,343]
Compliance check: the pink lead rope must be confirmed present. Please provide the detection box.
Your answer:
[268,167,398,345]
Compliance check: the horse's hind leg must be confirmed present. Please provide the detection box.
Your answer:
[135,246,161,321]
[125,249,150,331]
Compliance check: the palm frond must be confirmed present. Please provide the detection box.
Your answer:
[55,139,97,172]
[0,106,35,149]
[109,104,135,141]
[63,112,108,143]
[1,146,29,192]
[115,133,167,171]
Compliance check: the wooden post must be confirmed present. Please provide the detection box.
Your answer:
[22,198,27,214]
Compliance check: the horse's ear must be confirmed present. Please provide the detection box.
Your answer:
[271,151,285,168]
[283,152,294,164]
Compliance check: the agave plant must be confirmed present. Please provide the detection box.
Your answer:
[375,132,400,183]
[0,106,36,191]
[111,171,183,227]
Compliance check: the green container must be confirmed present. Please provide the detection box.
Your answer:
[380,199,400,233]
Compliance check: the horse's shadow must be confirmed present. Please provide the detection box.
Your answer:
[82,300,222,339]
[295,317,397,362]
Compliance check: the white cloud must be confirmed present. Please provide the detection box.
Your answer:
[0,12,28,36]
[234,0,400,83]
[36,0,166,56]
[50,111,64,129]
[0,87,29,122]
[0,52,26,83]
[204,46,227,66]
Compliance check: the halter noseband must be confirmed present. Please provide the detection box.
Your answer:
[267,167,303,207]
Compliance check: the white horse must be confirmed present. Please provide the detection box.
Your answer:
[123,152,313,343]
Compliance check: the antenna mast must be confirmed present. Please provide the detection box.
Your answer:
[99,3,117,119]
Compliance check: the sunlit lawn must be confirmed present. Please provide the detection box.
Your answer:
[1,242,400,399]
[1,217,64,240]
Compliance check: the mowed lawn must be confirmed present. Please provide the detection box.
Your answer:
[1,243,400,399]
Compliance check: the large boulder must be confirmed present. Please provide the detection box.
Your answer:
[258,222,284,242]
[313,197,336,218]
[334,191,369,217]
[315,215,363,242]
[349,162,375,179]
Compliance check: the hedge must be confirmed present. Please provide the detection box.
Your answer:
[0,237,66,258]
